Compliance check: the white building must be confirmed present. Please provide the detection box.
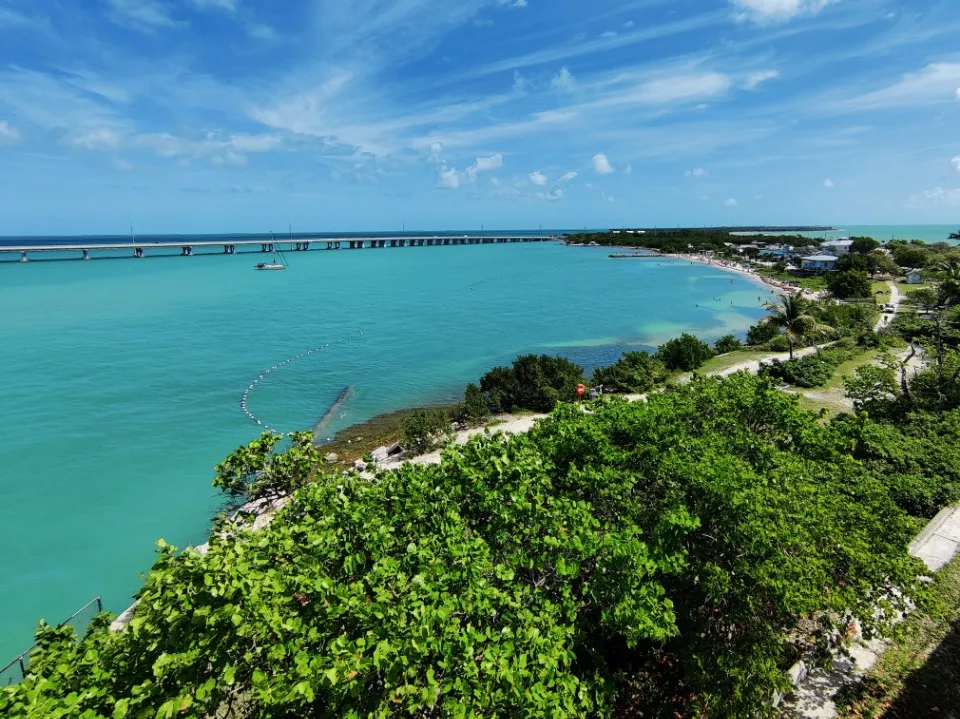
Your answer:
[905,268,924,285]
[800,254,839,272]
[821,239,854,256]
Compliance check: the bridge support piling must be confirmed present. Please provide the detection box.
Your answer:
[82,249,90,260]
[181,246,193,256]
[134,247,143,258]
[19,251,28,262]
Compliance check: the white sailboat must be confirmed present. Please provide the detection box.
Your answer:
[255,231,286,270]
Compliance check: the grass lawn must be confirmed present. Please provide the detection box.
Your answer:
[756,268,828,292]
[788,348,882,416]
[837,550,960,717]
[698,350,773,375]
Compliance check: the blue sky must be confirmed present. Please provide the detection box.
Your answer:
[0,0,958,234]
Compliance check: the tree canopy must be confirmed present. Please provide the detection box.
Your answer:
[0,374,927,719]
[479,354,585,413]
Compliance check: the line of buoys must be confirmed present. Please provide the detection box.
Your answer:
[240,337,354,433]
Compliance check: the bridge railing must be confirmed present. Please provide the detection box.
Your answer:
[0,595,103,687]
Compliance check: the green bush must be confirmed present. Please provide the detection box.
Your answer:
[746,320,780,346]
[453,383,491,426]
[401,408,453,454]
[591,351,667,393]
[827,270,872,299]
[656,333,714,371]
[760,343,860,388]
[479,355,585,413]
[2,375,925,719]
[765,335,790,352]
[713,334,742,354]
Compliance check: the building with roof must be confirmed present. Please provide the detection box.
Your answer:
[905,268,924,285]
[800,254,839,272]
[821,239,854,256]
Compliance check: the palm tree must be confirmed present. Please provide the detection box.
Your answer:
[761,293,835,360]
[934,257,960,306]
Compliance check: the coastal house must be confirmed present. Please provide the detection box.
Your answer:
[905,268,924,285]
[800,254,839,273]
[821,239,853,256]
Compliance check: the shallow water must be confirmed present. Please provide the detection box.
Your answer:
[0,241,771,660]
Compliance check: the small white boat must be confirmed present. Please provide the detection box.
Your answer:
[255,261,286,271]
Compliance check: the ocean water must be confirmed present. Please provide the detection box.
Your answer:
[795,225,958,244]
[0,240,773,661]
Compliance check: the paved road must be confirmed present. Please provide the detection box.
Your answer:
[874,280,901,332]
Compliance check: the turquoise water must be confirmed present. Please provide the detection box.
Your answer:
[796,225,958,244]
[0,242,773,659]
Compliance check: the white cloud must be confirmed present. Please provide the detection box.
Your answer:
[467,153,503,179]
[551,66,576,91]
[921,187,960,205]
[538,188,564,201]
[64,128,125,150]
[824,178,835,188]
[512,71,528,92]
[106,0,181,31]
[558,171,578,183]
[601,191,615,202]
[428,141,444,164]
[500,0,528,6]
[956,87,960,101]
[438,166,461,189]
[190,0,237,10]
[624,20,635,28]
[624,164,633,175]
[725,198,738,206]
[833,63,960,113]
[600,30,617,38]
[0,120,22,146]
[744,70,780,89]
[112,157,136,171]
[529,170,548,186]
[490,177,501,186]
[731,0,836,24]
[592,153,614,174]
[953,156,960,172]
[685,167,708,178]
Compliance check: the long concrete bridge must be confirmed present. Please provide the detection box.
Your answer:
[0,235,556,262]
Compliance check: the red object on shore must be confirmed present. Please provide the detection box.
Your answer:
[576,384,586,397]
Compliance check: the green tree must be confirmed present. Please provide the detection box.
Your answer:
[933,257,960,306]
[850,236,880,254]
[213,431,320,503]
[761,294,835,359]
[827,270,872,299]
[868,250,900,276]
[746,319,780,346]
[844,362,899,414]
[479,355,585,413]
[890,245,929,271]
[713,334,742,354]
[1,374,926,719]
[401,408,453,454]
[453,383,491,426]
[656,333,714,371]
[591,351,667,393]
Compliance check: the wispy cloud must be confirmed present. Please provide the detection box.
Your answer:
[685,167,708,178]
[731,0,837,25]
[744,70,779,89]
[823,178,835,187]
[529,170,548,185]
[105,0,183,32]
[551,67,576,91]
[829,62,960,113]
[725,197,738,206]
[0,120,22,145]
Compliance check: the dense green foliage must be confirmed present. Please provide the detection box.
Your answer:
[401,408,454,454]
[453,383,491,426]
[479,354,585,413]
[761,294,835,359]
[590,351,667,393]
[746,319,781,346]
[849,237,880,254]
[759,342,861,388]
[827,270,872,299]
[213,431,320,503]
[564,229,820,255]
[1,375,926,719]
[713,334,742,354]
[655,333,714,371]
[835,252,899,277]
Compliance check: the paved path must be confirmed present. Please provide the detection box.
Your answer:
[911,505,960,572]
[874,280,901,332]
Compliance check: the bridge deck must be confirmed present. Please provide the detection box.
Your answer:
[0,236,551,253]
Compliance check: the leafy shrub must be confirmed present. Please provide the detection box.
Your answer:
[2,375,925,719]
[713,334,742,354]
[452,383,491,426]
[761,355,834,387]
[401,408,453,454]
[655,333,714,371]
[765,335,790,352]
[591,351,667,393]
[479,354,585,413]
[747,320,780,346]
[827,270,872,299]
